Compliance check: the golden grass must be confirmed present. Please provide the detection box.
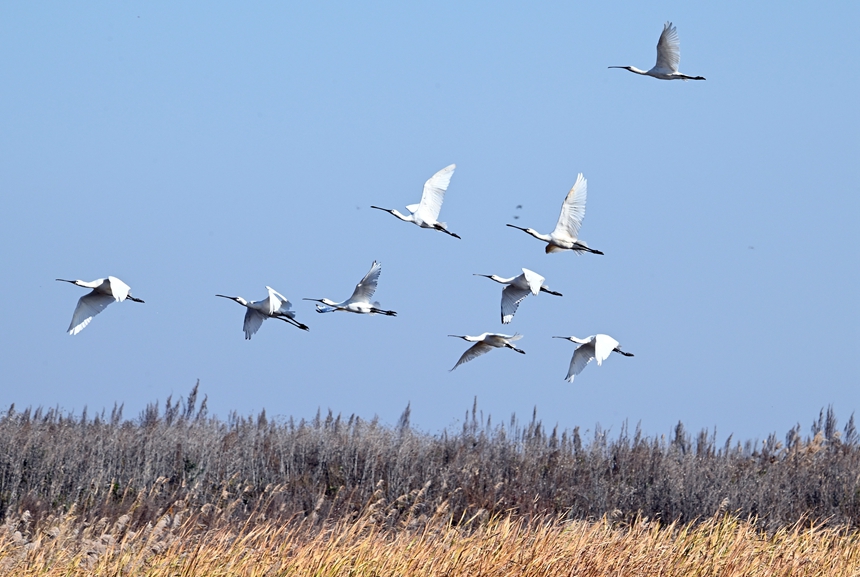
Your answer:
[2,510,860,577]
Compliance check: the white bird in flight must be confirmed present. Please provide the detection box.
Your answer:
[304,261,397,316]
[448,333,525,371]
[553,334,634,382]
[56,276,144,335]
[507,173,603,255]
[609,22,705,81]
[216,286,309,339]
[474,268,562,324]
[371,164,461,239]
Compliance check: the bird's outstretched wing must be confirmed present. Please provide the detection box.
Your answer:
[243,308,266,339]
[451,342,493,370]
[68,291,116,335]
[414,164,455,223]
[654,21,680,74]
[500,284,531,324]
[566,341,596,382]
[551,173,587,241]
[521,269,545,295]
[492,332,522,341]
[593,334,620,366]
[107,276,131,301]
[349,261,382,303]
[266,286,293,316]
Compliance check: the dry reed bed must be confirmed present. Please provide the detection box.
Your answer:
[1,510,859,577]
[3,386,860,532]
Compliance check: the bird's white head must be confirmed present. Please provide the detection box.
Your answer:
[506,223,540,237]
[473,274,504,283]
[216,294,248,306]
[371,206,409,221]
[56,278,93,288]
[553,335,589,344]
[448,334,483,342]
[609,65,651,76]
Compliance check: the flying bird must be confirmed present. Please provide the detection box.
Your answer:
[474,268,562,324]
[553,334,634,382]
[304,261,396,316]
[371,164,461,239]
[609,22,705,81]
[216,286,309,339]
[56,276,144,335]
[448,333,525,370]
[507,173,603,255]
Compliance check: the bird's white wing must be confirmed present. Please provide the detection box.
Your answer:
[107,276,131,302]
[348,261,382,303]
[243,308,266,339]
[654,21,680,73]
[500,284,531,324]
[566,342,596,382]
[521,269,544,295]
[451,342,493,370]
[490,332,522,341]
[414,164,455,223]
[266,286,289,315]
[67,291,116,335]
[551,173,587,241]
[594,334,620,366]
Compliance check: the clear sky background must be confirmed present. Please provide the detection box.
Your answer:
[1,2,858,442]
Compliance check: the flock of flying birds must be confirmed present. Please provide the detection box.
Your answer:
[57,22,703,383]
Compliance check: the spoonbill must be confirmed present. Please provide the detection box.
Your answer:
[553,334,634,382]
[609,22,705,81]
[507,173,603,255]
[216,286,309,339]
[474,268,562,324]
[56,276,144,335]
[304,261,397,316]
[448,333,525,371]
[371,164,461,239]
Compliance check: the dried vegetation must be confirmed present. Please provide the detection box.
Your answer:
[1,384,860,575]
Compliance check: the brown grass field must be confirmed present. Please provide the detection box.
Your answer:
[2,508,860,576]
[4,391,860,575]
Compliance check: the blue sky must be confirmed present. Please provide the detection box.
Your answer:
[1,2,858,442]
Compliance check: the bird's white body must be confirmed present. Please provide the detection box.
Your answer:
[474,268,562,324]
[448,332,525,370]
[56,276,144,335]
[217,286,308,339]
[304,261,396,316]
[609,22,705,81]
[507,173,602,255]
[553,334,634,382]
[371,164,460,239]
